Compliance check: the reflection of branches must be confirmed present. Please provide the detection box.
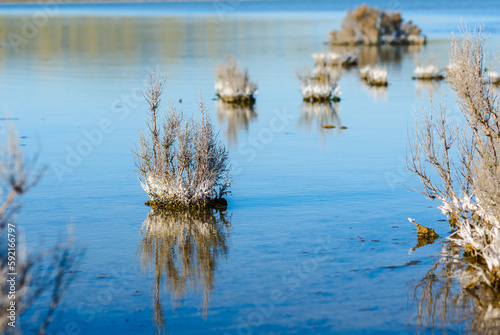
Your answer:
[366,45,423,65]
[328,5,426,45]
[360,83,388,101]
[216,100,257,145]
[298,102,342,135]
[138,209,231,332]
[415,80,440,97]
[410,242,500,334]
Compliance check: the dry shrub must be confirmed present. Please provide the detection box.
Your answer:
[134,70,231,209]
[489,70,500,85]
[413,64,445,80]
[214,55,257,105]
[408,25,500,289]
[296,65,342,102]
[359,65,389,86]
[312,51,358,67]
[329,4,426,45]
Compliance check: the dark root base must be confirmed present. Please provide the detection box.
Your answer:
[303,96,341,103]
[217,95,256,106]
[145,198,228,211]
[367,82,389,87]
[412,75,445,81]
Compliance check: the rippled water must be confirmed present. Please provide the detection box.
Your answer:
[2,1,500,334]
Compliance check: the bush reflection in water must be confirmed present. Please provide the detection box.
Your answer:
[328,44,423,67]
[298,101,343,135]
[411,241,500,334]
[216,100,257,145]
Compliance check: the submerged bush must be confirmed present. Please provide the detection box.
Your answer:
[214,54,257,105]
[413,64,445,80]
[134,70,231,209]
[408,26,500,289]
[329,4,426,46]
[297,65,342,102]
[359,65,389,86]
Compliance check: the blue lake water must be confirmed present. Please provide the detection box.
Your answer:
[2,0,500,334]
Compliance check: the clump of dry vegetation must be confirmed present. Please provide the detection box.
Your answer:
[489,69,500,85]
[329,4,426,46]
[134,70,231,210]
[413,64,446,80]
[0,128,76,334]
[359,65,389,86]
[408,25,500,290]
[296,65,342,102]
[312,52,358,67]
[214,55,257,105]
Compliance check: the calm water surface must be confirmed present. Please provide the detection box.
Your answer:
[2,1,500,334]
